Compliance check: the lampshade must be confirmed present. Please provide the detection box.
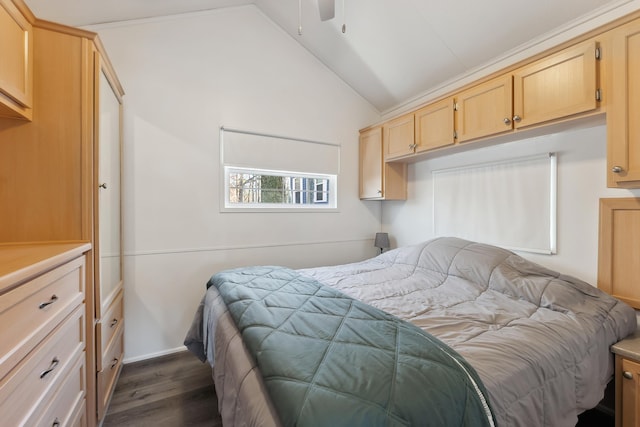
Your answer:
[374,232,390,250]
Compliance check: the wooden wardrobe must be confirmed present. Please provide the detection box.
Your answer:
[0,1,124,425]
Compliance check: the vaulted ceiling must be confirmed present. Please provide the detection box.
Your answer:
[24,0,631,113]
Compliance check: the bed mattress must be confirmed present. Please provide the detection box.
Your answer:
[186,237,637,426]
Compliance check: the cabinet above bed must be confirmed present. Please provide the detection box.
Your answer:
[361,10,640,191]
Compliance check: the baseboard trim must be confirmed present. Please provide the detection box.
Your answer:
[122,345,187,364]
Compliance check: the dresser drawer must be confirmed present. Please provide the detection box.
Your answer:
[96,290,123,371]
[0,305,84,426]
[97,327,123,420]
[32,354,85,427]
[0,255,85,381]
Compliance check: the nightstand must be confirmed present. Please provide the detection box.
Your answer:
[612,330,640,427]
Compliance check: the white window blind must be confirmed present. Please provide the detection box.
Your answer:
[220,127,340,175]
[432,153,557,254]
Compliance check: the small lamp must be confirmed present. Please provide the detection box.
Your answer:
[374,232,390,254]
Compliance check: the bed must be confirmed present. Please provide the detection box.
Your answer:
[185,237,637,427]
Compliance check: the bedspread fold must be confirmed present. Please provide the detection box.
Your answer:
[209,265,496,427]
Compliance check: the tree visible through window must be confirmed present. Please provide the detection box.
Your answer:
[225,167,336,209]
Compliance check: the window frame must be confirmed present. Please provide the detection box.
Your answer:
[222,166,338,212]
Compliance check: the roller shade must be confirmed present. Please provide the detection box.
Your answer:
[221,127,340,175]
[433,153,557,254]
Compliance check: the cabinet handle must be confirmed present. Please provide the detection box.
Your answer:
[612,166,623,174]
[40,357,60,379]
[377,190,382,194]
[99,183,108,189]
[52,418,60,427]
[623,371,633,380]
[512,115,522,123]
[503,117,511,125]
[110,318,119,328]
[38,295,59,309]
[111,358,119,369]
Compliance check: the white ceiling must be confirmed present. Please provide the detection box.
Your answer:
[23,0,630,113]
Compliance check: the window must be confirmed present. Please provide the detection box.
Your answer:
[220,127,340,212]
[225,167,336,210]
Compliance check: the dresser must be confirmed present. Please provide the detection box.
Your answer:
[0,243,91,426]
[0,1,125,425]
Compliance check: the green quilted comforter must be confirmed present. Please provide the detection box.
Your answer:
[208,265,496,427]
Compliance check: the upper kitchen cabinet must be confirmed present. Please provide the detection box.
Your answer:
[0,0,33,120]
[383,114,415,160]
[512,40,599,129]
[414,98,455,152]
[455,74,513,143]
[607,18,640,187]
[360,126,406,200]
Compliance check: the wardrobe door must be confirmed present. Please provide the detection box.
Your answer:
[96,67,122,318]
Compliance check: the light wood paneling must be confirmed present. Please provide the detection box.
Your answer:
[0,28,84,242]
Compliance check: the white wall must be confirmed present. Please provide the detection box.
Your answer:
[90,6,381,361]
[383,120,640,286]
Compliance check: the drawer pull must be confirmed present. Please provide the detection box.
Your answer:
[52,418,60,427]
[38,294,59,309]
[40,357,60,379]
[623,371,634,380]
[110,318,119,328]
[111,358,119,369]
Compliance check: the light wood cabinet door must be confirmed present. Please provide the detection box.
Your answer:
[455,74,513,143]
[619,357,640,427]
[0,0,32,120]
[414,98,455,153]
[95,62,123,320]
[608,19,640,187]
[598,198,640,309]
[513,40,598,129]
[383,113,415,160]
[93,53,124,427]
[359,127,406,200]
[360,127,383,199]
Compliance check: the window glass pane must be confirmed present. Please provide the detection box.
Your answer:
[224,167,336,210]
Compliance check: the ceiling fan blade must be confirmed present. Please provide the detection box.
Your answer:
[318,0,335,21]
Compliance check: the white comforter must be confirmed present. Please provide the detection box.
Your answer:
[299,237,636,427]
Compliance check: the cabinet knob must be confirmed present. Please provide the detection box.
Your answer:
[512,115,522,123]
[612,166,623,174]
[99,183,108,189]
[503,117,511,125]
[377,190,382,195]
[623,371,634,380]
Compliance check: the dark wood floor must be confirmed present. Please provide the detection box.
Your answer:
[103,350,222,427]
[104,350,614,426]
